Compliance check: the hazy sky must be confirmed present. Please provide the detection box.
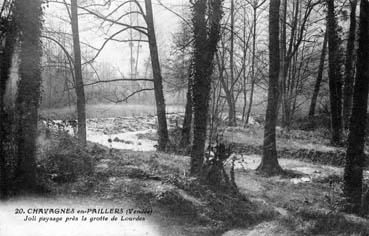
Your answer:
[44,0,188,78]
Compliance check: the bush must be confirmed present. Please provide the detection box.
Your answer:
[37,131,94,184]
[292,114,331,131]
[162,127,191,155]
[155,189,199,219]
[164,176,274,229]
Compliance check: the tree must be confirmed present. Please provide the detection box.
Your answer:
[279,0,320,128]
[164,17,193,148]
[73,0,170,150]
[14,0,43,192]
[343,0,369,214]
[145,0,169,151]
[227,0,236,126]
[70,0,87,146]
[0,0,16,199]
[245,0,267,125]
[326,0,343,145]
[309,29,328,118]
[343,0,358,129]
[181,68,193,148]
[256,0,283,175]
[190,0,223,175]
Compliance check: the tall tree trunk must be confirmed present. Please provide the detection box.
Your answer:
[309,29,328,117]
[190,0,223,176]
[326,0,343,145]
[257,0,283,175]
[246,5,258,125]
[280,0,288,128]
[14,0,43,192]
[71,0,86,147]
[227,0,236,127]
[343,0,369,214]
[0,21,16,104]
[0,18,16,199]
[191,0,211,175]
[343,0,358,129]
[241,5,248,123]
[145,0,169,151]
[181,75,192,148]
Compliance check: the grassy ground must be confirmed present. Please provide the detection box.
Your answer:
[222,126,346,167]
[220,126,369,235]
[32,105,369,235]
[34,129,274,235]
[231,160,369,235]
[34,128,369,235]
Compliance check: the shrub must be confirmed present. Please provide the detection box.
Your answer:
[37,131,94,184]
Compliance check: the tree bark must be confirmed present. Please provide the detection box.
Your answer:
[0,20,16,104]
[257,0,283,175]
[145,0,169,151]
[326,0,343,145]
[343,0,369,214]
[343,0,358,129]
[280,0,288,128]
[309,29,328,117]
[228,0,236,127]
[0,17,16,199]
[71,0,87,147]
[14,0,43,192]
[190,0,223,176]
[241,6,248,123]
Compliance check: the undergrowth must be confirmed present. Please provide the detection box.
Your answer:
[281,208,369,235]
[36,127,95,192]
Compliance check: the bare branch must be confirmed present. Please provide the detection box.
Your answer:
[105,88,154,103]
[156,0,192,29]
[84,78,154,87]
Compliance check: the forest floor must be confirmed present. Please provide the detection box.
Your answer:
[30,107,369,235]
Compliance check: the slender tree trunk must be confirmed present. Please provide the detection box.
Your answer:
[326,0,343,145]
[71,0,86,147]
[246,6,258,125]
[309,29,328,117]
[219,75,236,127]
[0,18,16,199]
[226,91,236,126]
[343,0,358,129]
[145,0,169,151]
[14,0,43,192]
[246,81,254,124]
[190,0,223,176]
[181,75,192,148]
[227,0,236,126]
[257,0,283,175]
[343,0,369,214]
[241,6,248,122]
